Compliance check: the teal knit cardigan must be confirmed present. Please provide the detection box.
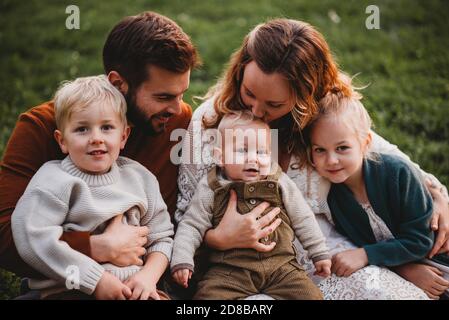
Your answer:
[328,153,434,266]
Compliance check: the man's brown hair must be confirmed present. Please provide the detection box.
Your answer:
[103,11,200,90]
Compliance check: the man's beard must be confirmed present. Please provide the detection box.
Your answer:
[125,91,168,135]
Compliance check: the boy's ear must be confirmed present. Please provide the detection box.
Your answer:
[108,71,129,95]
[213,147,224,167]
[54,130,68,154]
[120,125,131,150]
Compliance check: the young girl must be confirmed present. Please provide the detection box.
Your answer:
[306,92,449,298]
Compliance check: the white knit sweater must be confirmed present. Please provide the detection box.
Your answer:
[12,156,174,295]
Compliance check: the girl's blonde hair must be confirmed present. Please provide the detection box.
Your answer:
[305,91,377,163]
[203,18,358,167]
[53,75,127,132]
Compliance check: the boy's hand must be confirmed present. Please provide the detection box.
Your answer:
[331,248,368,277]
[314,259,332,277]
[172,269,192,288]
[94,271,132,300]
[124,270,160,300]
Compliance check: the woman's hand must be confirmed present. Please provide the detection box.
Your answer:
[426,179,449,258]
[90,214,149,266]
[331,248,368,277]
[394,262,449,299]
[204,190,282,252]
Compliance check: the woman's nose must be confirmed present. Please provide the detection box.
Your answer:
[251,102,265,119]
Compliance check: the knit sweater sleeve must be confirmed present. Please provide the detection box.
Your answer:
[140,168,175,262]
[364,157,434,266]
[11,165,104,295]
[279,173,330,262]
[371,130,448,201]
[171,176,214,273]
[0,103,91,277]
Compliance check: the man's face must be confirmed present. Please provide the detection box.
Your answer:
[126,65,190,134]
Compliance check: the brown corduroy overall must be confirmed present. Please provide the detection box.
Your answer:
[194,165,323,300]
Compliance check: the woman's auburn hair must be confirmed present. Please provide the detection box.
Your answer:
[204,18,357,168]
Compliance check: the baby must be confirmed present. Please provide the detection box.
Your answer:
[171,110,331,300]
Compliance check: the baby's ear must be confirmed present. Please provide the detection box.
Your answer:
[213,147,224,167]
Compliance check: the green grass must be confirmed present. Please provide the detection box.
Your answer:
[1,0,448,298]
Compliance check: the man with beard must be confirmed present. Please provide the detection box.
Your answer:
[0,11,200,298]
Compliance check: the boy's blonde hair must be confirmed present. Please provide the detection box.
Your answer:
[216,110,270,145]
[53,75,127,131]
[306,92,376,161]
[218,110,267,132]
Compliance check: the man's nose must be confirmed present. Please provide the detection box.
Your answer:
[167,96,183,116]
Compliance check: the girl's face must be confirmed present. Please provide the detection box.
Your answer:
[310,115,369,185]
[240,61,294,123]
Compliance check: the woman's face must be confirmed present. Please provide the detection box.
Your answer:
[240,61,294,123]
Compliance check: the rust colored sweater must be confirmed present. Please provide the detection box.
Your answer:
[0,101,191,278]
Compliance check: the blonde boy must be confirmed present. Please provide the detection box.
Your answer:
[12,75,174,300]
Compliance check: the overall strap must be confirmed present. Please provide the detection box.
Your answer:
[207,166,223,191]
[267,162,282,181]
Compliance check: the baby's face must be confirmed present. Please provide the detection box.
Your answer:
[56,103,128,175]
[219,122,271,182]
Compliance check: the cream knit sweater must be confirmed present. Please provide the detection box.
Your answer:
[12,156,174,295]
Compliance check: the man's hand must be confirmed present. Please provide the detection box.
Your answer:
[90,214,149,266]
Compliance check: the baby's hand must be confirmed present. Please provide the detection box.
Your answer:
[124,270,160,300]
[314,259,332,278]
[172,269,192,288]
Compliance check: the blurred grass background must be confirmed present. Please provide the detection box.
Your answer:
[1,0,448,299]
